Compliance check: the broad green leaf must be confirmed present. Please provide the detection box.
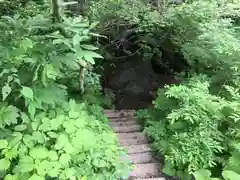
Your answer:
[162,161,176,176]
[14,156,35,173]
[32,131,45,144]
[14,124,27,131]
[21,86,33,100]
[193,169,212,180]
[28,174,45,180]
[0,158,10,171]
[222,170,240,180]
[48,150,58,161]
[20,112,30,123]
[1,105,19,126]
[53,38,72,49]
[89,21,99,29]
[55,133,69,150]
[21,38,33,51]
[81,44,98,50]
[23,135,35,148]
[45,64,59,80]
[0,140,8,149]
[68,110,80,119]
[4,174,19,180]
[83,51,103,65]
[59,153,71,166]
[47,131,58,138]
[48,162,61,177]
[29,147,48,160]
[2,84,11,101]
[73,34,81,46]
[37,160,52,176]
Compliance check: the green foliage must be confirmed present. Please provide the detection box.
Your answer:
[0,100,130,179]
[137,75,240,179]
[0,0,131,179]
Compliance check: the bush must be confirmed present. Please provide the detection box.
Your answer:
[0,100,130,179]
[137,75,240,179]
[0,1,131,179]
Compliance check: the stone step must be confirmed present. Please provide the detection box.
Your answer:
[112,124,142,133]
[123,144,152,154]
[118,132,148,146]
[104,110,136,118]
[129,163,161,178]
[104,109,136,113]
[135,178,166,180]
[123,152,157,164]
[109,120,139,127]
[109,116,138,122]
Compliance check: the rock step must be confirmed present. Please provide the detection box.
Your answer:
[121,152,157,164]
[109,120,139,126]
[129,163,161,178]
[104,109,136,113]
[109,116,138,122]
[105,110,136,118]
[123,144,152,154]
[117,132,148,146]
[133,177,166,180]
[112,124,142,133]
[134,178,166,180]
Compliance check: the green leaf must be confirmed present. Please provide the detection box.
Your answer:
[222,170,240,180]
[73,34,81,46]
[1,105,19,127]
[55,133,69,150]
[20,112,30,123]
[28,174,45,180]
[193,169,212,180]
[2,84,11,101]
[45,64,59,80]
[48,150,58,161]
[0,158,10,171]
[21,38,33,51]
[53,38,72,49]
[0,140,8,149]
[81,44,98,50]
[23,135,35,148]
[37,160,52,176]
[83,50,103,65]
[32,131,45,144]
[14,124,27,131]
[21,86,33,100]
[33,64,40,82]
[162,161,176,176]
[28,101,36,117]
[4,174,19,180]
[14,156,35,173]
[59,153,71,166]
[29,147,48,160]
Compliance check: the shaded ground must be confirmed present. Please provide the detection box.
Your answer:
[103,56,180,109]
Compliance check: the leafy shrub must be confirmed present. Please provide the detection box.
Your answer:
[0,1,131,179]
[0,100,130,179]
[137,75,240,180]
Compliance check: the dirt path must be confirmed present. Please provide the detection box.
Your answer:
[104,109,167,180]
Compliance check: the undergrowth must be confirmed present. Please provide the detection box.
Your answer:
[0,0,131,179]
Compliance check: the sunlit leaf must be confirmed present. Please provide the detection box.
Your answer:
[21,86,34,100]
[2,83,11,101]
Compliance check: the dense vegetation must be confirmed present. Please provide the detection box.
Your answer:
[0,0,131,179]
[0,0,240,180]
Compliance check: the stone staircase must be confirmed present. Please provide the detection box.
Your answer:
[104,109,166,180]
